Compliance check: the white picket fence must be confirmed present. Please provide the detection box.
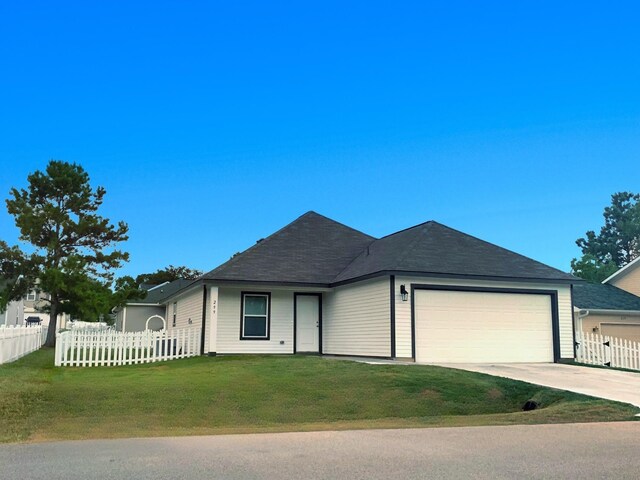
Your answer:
[0,324,48,365]
[54,327,201,367]
[575,331,640,371]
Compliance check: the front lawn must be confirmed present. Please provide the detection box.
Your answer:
[1,349,638,443]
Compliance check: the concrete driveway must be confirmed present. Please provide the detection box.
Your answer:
[440,362,640,408]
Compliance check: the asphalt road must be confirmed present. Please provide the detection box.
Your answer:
[2,423,640,479]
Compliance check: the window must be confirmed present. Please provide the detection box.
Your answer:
[26,291,36,301]
[241,292,270,339]
[172,302,177,327]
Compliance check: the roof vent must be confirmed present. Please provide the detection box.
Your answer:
[256,238,264,244]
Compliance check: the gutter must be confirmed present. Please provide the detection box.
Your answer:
[580,308,640,316]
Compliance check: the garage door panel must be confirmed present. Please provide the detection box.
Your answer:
[415,290,554,363]
[601,324,640,343]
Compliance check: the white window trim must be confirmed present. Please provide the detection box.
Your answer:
[240,292,270,340]
[26,290,37,301]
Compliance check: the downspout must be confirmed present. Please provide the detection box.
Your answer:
[577,309,590,334]
[122,306,127,332]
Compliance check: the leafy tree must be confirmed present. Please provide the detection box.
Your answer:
[0,160,129,346]
[570,254,618,283]
[135,265,202,285]
[572,192,640,282]
[0,240,37,311]
[111,275,146,309]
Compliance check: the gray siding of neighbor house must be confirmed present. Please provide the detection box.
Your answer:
[1,300,25,326]
[118,305,166,332]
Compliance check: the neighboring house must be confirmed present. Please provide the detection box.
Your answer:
[573,282,640,343]
[572,257,640,343]
[134,211,577,363]
[0,289,69,328]
[113,279,195,332]
[602,257,640,297]
[1,299,24,326]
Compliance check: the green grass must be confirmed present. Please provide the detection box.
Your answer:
[1,349,638,443]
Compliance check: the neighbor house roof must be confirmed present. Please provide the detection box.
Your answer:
[138,279,196,304]
[573,282,640,311]
[333,221,577,284]
[602,256,640,284]
[202,211,375,285]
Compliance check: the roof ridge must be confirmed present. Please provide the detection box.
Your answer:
[375,220,436,240]
[203,212,312,276]
[430,221,575,278]
[332,222,438,282]
[304,211,376,240]
[204,211,375,279]
[330,237,378,282]
[391,223,432,270]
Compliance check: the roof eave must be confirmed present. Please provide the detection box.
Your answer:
[578,308,640,316]
[156,280,203,304]
[202,278,332,289]
[331,270,581,287]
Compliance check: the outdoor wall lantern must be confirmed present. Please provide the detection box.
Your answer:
[400,285,408,302]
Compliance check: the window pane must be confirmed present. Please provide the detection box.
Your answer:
[244,316,267,337]
[245,296,267,315]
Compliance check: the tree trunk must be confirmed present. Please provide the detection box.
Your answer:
[45,299,58,347]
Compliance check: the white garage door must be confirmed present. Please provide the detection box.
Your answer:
[601,323,640,344]
[415,289,554,363]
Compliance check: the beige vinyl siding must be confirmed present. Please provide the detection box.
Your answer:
[394,276,574,360]
[167,287,204,332]
[601,324,640,343]
[323,277,391,357]
[610,268,640,296]
[216,287,294,354]
[576,312,640,343]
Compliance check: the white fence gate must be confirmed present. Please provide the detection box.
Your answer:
[55,327,201,367]
[0,325,48,365]
[575,331,640,371]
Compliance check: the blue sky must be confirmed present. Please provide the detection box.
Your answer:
[1,1,639,279]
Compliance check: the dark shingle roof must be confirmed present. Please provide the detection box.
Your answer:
[201,211,376,285]
[138,279,196,304]
[333,221,576,283]
[573,283,640,311]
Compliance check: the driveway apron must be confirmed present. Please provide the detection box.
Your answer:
[437,363,640,409]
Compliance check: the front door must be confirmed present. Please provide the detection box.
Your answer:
[296,294,320,353]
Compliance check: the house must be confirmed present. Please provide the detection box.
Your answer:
[0,288,69,328]
[113,279,195,332]
[602,257,640,297]
[1,298,23,326]
[137,211,577,363]
[573,282,640,343]
[572,257,640,343]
